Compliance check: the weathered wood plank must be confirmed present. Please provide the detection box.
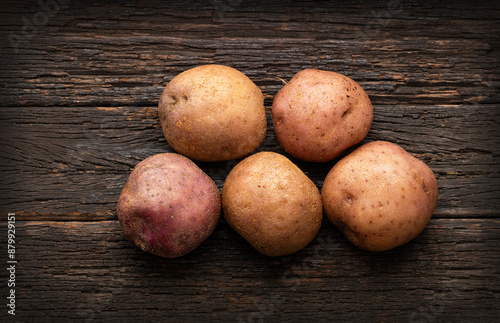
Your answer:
[0,1,498,322]
[0,1,498,107]
[1,105,498,219]
[0,218,498,322]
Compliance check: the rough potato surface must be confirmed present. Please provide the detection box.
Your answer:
[117,153,221,258]
[222,152,323,257]
[321,141,438,252]
[158,64,266,162]
[272,69,373,162]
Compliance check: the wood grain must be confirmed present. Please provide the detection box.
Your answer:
[0,1,498,107]
[1,105,498,219]
[0,0,499,321]
[0,218,497,322]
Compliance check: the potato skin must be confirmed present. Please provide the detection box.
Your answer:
[158,64,266,162]
[117,153,221,258]
[222,152,323,257]
[272,69,373,162]
[321,141,438,252]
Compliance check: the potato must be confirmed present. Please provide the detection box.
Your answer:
[272,69,373,162]
[158,64,266,162]
[222,152,322,257]
[321,141,438,252]
[117,153,221,258]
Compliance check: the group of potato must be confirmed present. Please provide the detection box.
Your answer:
[117,65,438,258]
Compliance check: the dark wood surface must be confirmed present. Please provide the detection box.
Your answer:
[0,1,499,322]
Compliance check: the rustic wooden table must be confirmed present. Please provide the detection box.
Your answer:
[1,0,499,322]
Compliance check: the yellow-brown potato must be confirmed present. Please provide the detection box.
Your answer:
[321,141,438,252]
[158,64,266,162]
[272,69,373,162]
[222,152,322,257]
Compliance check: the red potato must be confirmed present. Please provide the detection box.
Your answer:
[272,69,373,162]
[321,141,438,252]
[117,153,221,258]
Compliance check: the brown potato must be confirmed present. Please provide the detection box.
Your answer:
[222,152,323,257]
[158,64,266,162]
[321,141,438,252]
[272,69,373,162]
[117,153,221,258]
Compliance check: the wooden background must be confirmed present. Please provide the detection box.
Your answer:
[0,0,499,322]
